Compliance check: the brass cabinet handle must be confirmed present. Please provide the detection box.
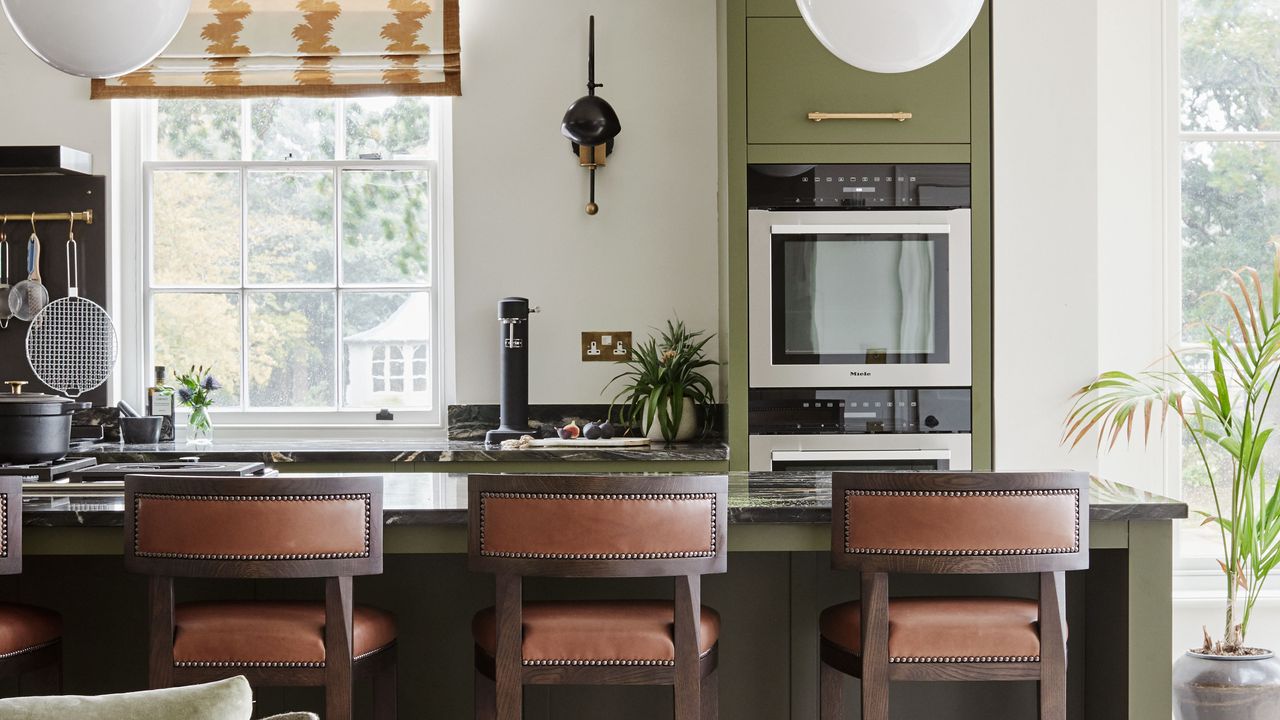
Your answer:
[807,112,912,123]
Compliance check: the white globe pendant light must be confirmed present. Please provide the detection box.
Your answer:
[796,0,984,74]
[1,0,191,78]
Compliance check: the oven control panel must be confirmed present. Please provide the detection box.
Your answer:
[748,387,971,435]
[748,164,971,210]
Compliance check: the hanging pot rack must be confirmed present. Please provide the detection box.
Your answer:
[0,211,93,225]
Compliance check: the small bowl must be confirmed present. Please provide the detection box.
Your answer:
[120,416,163,444]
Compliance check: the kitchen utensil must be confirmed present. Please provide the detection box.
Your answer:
[25,215,117,397]
[116,400,140,418]
[0,229,11,329]
[8,216,48,322]
[119,416,163,444]
[0,380,90,464]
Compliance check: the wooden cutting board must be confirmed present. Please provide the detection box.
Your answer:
[521,437,651,448]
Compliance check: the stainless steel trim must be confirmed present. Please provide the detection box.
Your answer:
[749,433,972,472]
[747,209,972,388]
[770,449,951,462]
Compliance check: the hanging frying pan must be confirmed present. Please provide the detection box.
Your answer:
[26,214,117,397]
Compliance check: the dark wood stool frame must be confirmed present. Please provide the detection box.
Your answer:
[468,474,728,720]
[821,471,1090,720]
[124,474,396,720]
[0,476,61,694]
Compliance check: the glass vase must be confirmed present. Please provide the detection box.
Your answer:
[187,406,214,445]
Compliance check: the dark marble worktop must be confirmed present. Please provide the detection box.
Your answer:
[76,439,730,464]
[19,471,1188,528]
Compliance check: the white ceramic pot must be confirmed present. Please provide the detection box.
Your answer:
[642,397,698,443]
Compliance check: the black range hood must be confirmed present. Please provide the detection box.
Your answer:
[0,146,92,175]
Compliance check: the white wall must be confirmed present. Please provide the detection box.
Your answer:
[451,0,720,405]
[992,0,1101,473]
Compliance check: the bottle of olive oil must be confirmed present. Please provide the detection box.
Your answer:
[146,366,175,441]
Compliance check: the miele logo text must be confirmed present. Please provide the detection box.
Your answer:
[850,371,871,377]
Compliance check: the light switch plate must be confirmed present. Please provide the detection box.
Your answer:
[582,331,632,362]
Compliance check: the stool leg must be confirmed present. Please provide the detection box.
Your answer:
[819,661,845,720]
[475,667,496,720]
[1038,679,1066,720]
[373,646,397,720]
[700,668,718,720]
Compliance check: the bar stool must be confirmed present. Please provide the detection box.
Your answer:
[124,474,397,720]
[0,476,62,695]
[819,471,1089,720]
[468,473,727,720]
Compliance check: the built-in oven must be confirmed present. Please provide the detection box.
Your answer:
[747,387,971,472]
[747,164,971,389]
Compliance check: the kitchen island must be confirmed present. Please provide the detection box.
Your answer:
[9,471,1183,720]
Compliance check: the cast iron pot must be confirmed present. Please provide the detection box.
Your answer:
[0,380,88,464]
[1174,650,1280,719]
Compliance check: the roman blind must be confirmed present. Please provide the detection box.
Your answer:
[91,0,459,99]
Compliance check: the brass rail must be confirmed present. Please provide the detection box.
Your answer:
[807,112,912,123]
[0,210,94,225]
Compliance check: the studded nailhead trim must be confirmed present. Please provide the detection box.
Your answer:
[0,639,58,661]
[523,658,675,667]
[891,655,1040,664]
[174,646,391,669]
[1,492,7,559]
[134,493,372,560]
[478,492,719,560]
[844,489,1081,556]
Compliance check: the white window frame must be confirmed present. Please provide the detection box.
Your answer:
[1162,0,1280,594]
[112,98,453,438]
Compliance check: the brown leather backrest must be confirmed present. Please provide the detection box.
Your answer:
[832,472,1090,574]
[468,474,728,578]
[124,474,383,578]
[0,476,19,576]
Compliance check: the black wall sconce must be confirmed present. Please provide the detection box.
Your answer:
[561,15,620,216]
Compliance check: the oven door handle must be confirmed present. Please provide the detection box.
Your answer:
[769,223,950,235]
[770,449,952,462]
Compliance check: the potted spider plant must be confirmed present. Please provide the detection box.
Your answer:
[1065,243,1280,718]
[604,318,716,443]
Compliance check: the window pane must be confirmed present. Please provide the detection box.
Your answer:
[1180,0,1280,132]
[247,170,335,285]
[341,170,430,284]
[341,291,431,409]
[250,98,336,161]
[152,171,241,286]
[344,97,432,159]
[1181,141,1280,338]
[157,99,241,161]
[152,293,242,408]
[247,292,335,408]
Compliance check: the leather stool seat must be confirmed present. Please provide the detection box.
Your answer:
[820,597,1043,662]
[0,603,61,658]
[173,601,396,666]
[473,600,720,665]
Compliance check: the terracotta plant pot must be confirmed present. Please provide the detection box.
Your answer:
[1174,650,1280,719]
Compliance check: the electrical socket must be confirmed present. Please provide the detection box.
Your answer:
[582,331,632,362]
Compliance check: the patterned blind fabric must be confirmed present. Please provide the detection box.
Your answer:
[91,0,459,99]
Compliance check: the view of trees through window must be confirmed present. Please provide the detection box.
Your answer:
[146,97,437,415]
[1179,0,1280,554]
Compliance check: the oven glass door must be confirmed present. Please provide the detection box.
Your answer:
[769,450,950,472]
[772,225,949,367]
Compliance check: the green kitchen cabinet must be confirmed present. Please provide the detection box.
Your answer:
[746,0,799,16]
[746,18,971,145]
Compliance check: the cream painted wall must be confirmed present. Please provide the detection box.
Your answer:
[992,0,1101,474]
[451,0,720,405]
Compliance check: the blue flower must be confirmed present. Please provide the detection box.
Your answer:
[202,375,222,391]
[177,387,195,404]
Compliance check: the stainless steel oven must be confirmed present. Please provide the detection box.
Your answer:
[748,433,972,472]
[747,164,971,389]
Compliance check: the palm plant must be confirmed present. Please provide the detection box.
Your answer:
[604,319,716,443]
[1065,243,1280,654]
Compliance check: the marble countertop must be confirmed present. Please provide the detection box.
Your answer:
[20,471,1188,528]
[75,439,730,464]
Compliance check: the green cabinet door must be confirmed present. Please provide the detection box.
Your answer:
[747,0,800,16]
[746,18,971,145]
